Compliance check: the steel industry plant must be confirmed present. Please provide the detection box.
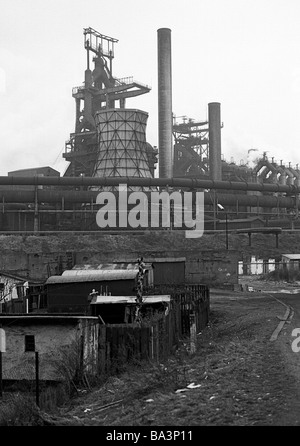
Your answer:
[0,26,299,232]
[0,28,300,232]
[2,26,300,425]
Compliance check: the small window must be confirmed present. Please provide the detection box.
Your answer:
[25,335,35,352]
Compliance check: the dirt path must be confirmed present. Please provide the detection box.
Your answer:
[33,286,300,427]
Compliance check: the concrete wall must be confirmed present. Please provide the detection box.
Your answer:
[0,317,99,381]
[184,251,238,286]
[0,233,239,287]
[0,250,75,281]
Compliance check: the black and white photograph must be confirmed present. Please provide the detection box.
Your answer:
[0,0,300,432]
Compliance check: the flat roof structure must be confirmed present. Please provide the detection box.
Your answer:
[282,254,300,260]
[91,295,171,305]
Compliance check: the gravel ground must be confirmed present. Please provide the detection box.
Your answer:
[32,287,300,427]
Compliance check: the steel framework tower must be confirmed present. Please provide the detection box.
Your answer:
[173,103,223,180]
[63,27,157,178]
[173,116,209,178]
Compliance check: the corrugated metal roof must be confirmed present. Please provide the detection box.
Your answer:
[45,269,137,284]
[62,269,138,277]
[91,295,171,305]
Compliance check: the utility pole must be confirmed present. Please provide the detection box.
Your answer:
[225,212,229,250]
[35,351,39,407]
[0,351,3,398]
[217,203,228,249]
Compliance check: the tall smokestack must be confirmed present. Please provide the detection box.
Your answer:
[208,102,222,181]
[157,28,173,178]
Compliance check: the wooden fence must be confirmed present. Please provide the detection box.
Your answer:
[97,284,209,376]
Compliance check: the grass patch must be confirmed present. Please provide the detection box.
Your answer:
[0,393,40,426]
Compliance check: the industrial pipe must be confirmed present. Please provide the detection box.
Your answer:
[1,176,300,194]
[0,188,299,210]
[289,167,300,187]
[284,168,295,186]
[205,192,297,209]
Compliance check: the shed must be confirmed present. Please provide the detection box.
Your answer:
[8,166,60,177]
[73,259,184,287]
[0,272,27,309]
[68,262,154,286]
[90,295,171,323]
[0,314,99,382]
[0,272,45,314]
[281,254,300,271]
[149,257,186,285]
[7,166,60,191]
[45,270,140,314]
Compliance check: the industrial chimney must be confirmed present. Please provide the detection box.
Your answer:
[208,102,222,181]
[157,28,173,178]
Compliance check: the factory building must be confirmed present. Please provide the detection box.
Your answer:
[0,27,299,232]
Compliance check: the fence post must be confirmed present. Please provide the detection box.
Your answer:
[0,351,2,398]
[98,325,106,376]
[141,326,149,360]
[155,323,159,362]
[150,326,154,360]
[35,351,39,407]
[189,312,197,354]
[0,328,6,398]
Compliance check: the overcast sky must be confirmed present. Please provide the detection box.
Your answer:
[1,0,300,176]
